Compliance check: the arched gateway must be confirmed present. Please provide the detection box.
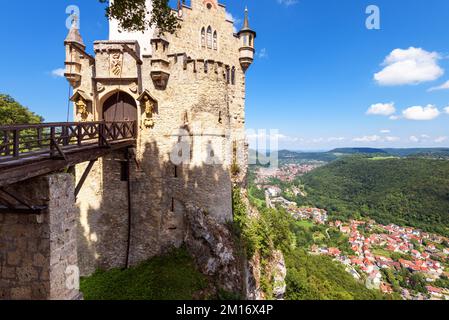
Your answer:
[102,92,137,122]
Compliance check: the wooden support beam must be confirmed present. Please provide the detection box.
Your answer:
[0,140,135,188]
[75,159,97,198]
[0,205,46,215]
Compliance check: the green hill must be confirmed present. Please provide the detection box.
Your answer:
[297,156,449,237]
[330,148,387,155]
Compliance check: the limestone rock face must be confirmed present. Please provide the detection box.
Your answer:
[271,250,287,300]
[184,205,243,294]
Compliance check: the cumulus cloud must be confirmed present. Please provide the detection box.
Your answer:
[247,131,301,143]
[385,136,400,142]
[402,105,440,121]
[327,137,345,142]
[409,135,431,143]
[367,103,396,116]
[444,106,449,114]
[258,48,268,59]
[428,80,449,92]
[380,129,391,134]
[389,115,401,120]
[352,135,399,143]
[435,136,448,143]
[353,135,382,143]
[225,11,240,33]
[51,68,65,78]
[277,0,299,6]
[374,47,444,86]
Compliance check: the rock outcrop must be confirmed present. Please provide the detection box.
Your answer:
[184,204,244,295]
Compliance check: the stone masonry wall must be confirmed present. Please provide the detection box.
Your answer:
[71,0,250,279]
[0,174,79,300]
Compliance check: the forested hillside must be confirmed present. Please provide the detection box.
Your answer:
[0,94,43,125]
[297,156,449,237]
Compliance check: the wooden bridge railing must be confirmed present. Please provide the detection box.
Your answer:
[0,121,137,164]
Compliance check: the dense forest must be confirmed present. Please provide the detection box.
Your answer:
[297,156,449,237]
[285,249,385,300]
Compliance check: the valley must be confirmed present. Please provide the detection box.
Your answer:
[249,149,449,300]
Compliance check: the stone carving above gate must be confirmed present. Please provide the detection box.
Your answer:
[109,52,123,77]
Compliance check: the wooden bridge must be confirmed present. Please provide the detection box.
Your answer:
[0,121,137,213]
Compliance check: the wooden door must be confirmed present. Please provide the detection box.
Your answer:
[103,92,137,122]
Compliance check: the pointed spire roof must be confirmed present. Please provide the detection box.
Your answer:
[238,7,256,37]
[65,15,85,48]
[243,7,250,30]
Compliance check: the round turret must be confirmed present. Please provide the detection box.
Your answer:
[237,7,256,72]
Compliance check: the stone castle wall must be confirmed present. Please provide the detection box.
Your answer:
[0,174,79,300]
[68,0,252,275]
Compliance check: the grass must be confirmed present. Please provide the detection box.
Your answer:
[80,247,209,300]
[295,220,315,230]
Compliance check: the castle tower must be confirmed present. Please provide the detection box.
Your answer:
[64,17,85,87]
[108,0,155,56]
[237,7,256,72]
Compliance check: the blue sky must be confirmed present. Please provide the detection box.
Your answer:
[0,0,448,150]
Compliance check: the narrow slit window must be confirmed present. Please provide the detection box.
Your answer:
[213,31,218,50]
[207,26,212,49]
[120,161,129,182]
[201,27,206,47]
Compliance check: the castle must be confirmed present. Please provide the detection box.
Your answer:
[64,0,256,276]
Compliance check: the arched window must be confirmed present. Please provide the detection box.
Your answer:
[201,27,206,47]
[231,67,236,85]
[207,26,212,49]
[226,67,230,84]
[213,31,218,50]
[249,35,253,47]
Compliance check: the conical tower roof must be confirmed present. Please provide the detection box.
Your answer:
[65,16,85,48]
[238,7,256,37]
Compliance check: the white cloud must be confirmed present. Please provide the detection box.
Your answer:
[409,135,431,143]
[258,48,268,59]
[225,11,240,33]
[353,135,382,143]
[389,115,401,120]
[51,68,65,78]
[327,137,345,142]
[374,47,444,86]
[247,131,301,143]
[277,0,299,6]
[435,136,448,143]
[402,104,440,121]
[444,106,449,114]
[428,80,449,92]
[380,129,391,134]
[385,136,400,142]
[367,102,396,116]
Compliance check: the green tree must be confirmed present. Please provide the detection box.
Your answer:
[0,94,43,125]
[99,0,180,34]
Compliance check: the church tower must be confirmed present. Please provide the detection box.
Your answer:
[108,0,155,56]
